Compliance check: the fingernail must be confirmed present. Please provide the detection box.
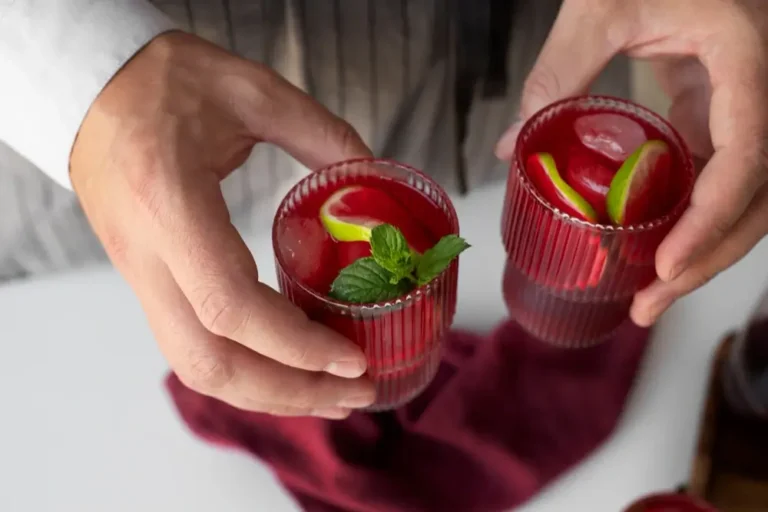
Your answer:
[337,394,376,409]
[324,359,366,378]
[311,407,351,419]
[667,261,687,281]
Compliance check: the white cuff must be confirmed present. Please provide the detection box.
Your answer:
[0,1,178,189]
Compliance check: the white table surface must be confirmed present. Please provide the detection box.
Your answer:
[2,183,767,512]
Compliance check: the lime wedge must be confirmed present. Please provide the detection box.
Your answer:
[606,140,671,225]
[526,152,599,222]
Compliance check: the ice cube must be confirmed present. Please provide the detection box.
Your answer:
[277,216,335,291]
[574,113,646,162]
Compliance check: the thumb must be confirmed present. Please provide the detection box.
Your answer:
[238,65,372,170]
[519,3,622,118]
[154,176,368,378]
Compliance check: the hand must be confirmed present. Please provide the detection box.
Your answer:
[71,32,376,418]
[496,0,768,326]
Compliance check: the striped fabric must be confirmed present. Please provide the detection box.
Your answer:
[0,0,630,281]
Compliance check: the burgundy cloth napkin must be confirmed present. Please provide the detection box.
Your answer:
[166,319,650,512]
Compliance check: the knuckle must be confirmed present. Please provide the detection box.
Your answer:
[522,65,562,107]
[325,119,365,156]
[687,267,717,291]
[226,65,281,128]
[279,390,313,410]
[567,0,627,46]
[283,315,325,369]
[709,213,732,240]
[124,153,168,224]
[603,12,631,48]
[284,339,315,369]
[690,192,738,240]
[182,349,234,394]
[277,374,324,409]
[731,130,768,183]
[100,225,130,264]
[196,287,250,338]
[230,71,272,111]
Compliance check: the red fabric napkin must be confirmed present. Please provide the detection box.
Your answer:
[166,319,650,512]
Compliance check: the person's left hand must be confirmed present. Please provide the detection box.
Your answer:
[496,0,768,326]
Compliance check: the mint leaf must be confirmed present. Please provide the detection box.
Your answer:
[329,257,412,303]
[369,224,416,283]
[416,235,470,286]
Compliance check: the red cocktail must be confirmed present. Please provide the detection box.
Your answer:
[502,96,695,347]
[273,159,461,410]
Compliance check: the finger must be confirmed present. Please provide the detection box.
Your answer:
[518,1,621,119]
[142,176,369,379]
[135,255,376,412]
[655,28,768,281]
[655,125,767,283]
[238,403,352,420]
[497,2,622,160]
[494,119,523,161]
[219,343,375,411]
[667,86,714,160]
[652,58,714,159]
[237,65,372,170]
[632,186,768,327]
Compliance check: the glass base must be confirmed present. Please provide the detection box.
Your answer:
[362,344,442,412]
[503,260,629,348]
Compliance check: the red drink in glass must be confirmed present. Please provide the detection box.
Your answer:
[501,96,695,347]
[273,159,459,410]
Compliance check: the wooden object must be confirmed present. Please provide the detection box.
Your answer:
[687,334,768,511]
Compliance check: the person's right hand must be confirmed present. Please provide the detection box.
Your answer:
[70,32,376,419]
[496,0,768,327]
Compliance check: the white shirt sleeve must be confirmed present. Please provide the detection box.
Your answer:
[0,1,177,190]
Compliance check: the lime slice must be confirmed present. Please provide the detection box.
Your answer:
[606,140,671,225]
[319,186,378,242]
[319,185,433,252]
[526,152,599,222]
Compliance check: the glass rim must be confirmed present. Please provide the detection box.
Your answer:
[513,94,696,234]
[624,492,717,511]
[271,157,460,313]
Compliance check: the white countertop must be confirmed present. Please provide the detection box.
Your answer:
[2,183,767,512]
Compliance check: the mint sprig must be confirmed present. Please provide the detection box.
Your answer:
[369,224,417,284]
[329,224,469,304]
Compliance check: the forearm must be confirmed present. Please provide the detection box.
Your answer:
[0,0,176,189]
